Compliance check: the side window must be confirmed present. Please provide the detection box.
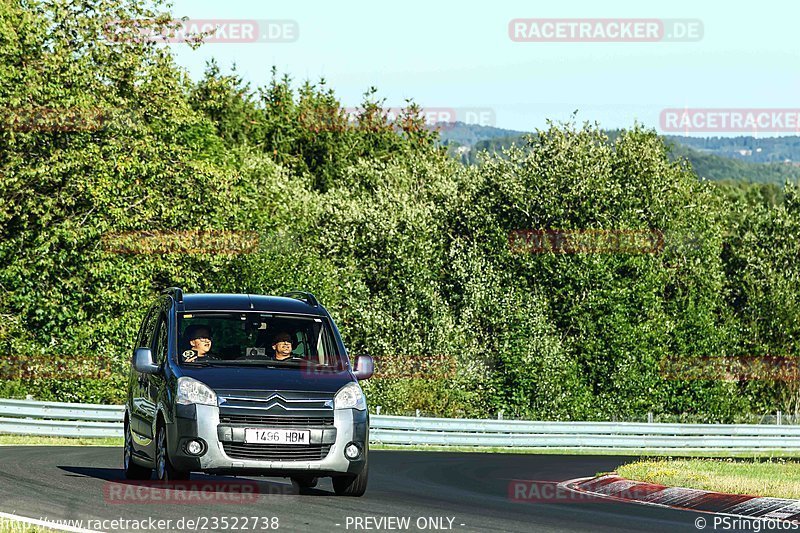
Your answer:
[133,305,158,361]
[326,330,340,366]
[293,331,306,358]
[316,329,327,364]
[153,316,169,365]
[316,322,338,366]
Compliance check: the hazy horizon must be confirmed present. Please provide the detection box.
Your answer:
[159,0,799,139]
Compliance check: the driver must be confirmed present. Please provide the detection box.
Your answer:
[182,325,216,363]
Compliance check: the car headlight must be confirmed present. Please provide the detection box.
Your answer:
[334,382,366,410]
[177,377,217,406]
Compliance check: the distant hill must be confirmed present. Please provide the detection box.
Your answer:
[665,135,800,164]
[666,142,800,184]
[437,122,527,147]
[437,123,800,184]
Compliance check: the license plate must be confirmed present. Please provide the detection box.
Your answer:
[244,428,310,445]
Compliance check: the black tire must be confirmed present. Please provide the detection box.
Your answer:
[123,420,153,480]
[155,423,190,482]
[332,456,368,497]
[290,476,318,494]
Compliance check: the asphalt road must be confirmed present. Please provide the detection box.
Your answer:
[0,447,713,532]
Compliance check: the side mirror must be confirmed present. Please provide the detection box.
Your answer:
[352,355,374,380]
[134,347,160,375]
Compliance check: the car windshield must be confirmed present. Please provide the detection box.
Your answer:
[176,312,344,369]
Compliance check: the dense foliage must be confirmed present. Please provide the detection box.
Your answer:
[1,0,799,421]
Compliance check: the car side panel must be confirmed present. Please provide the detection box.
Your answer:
[129,303,158,438]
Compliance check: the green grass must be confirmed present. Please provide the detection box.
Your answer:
[616,458,800,499]
[0,435,121,446]
[0,518,59,533]
[369,443,800,458]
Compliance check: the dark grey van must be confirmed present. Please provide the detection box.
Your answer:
[123,288,373,496]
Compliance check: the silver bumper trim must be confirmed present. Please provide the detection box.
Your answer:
[191,405,359,473]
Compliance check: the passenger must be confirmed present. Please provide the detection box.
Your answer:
[182,325,215,363]
[270,332,296,361]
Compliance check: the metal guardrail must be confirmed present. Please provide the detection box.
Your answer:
[3,399,800,448]
[0,399,123,438]
[369,415,800,448]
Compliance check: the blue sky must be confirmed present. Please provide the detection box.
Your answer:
[165,0,800,136]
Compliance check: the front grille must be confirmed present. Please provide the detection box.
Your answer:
[222,442,332,461]
[219,414,334,428]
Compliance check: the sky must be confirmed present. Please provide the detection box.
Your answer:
[163,0,800,136]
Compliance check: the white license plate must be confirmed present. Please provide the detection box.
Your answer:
[244,428,310,445]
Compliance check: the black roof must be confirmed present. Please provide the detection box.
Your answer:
[178,293,327,316]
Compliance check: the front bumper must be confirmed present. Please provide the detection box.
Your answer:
[168,404,368,476]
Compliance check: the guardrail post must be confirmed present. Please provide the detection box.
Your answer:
[778,410,783,425]
[498,410,504,420]
[375,406,381,415]
[648,412,653,424]
[415,409,420,418]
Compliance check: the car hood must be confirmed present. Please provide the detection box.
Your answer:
[177,365,353,394]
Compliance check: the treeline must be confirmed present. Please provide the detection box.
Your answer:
[463,133,800,185]
[446,125,800,171]
[2,0,800,421]
[668,134,800,163]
